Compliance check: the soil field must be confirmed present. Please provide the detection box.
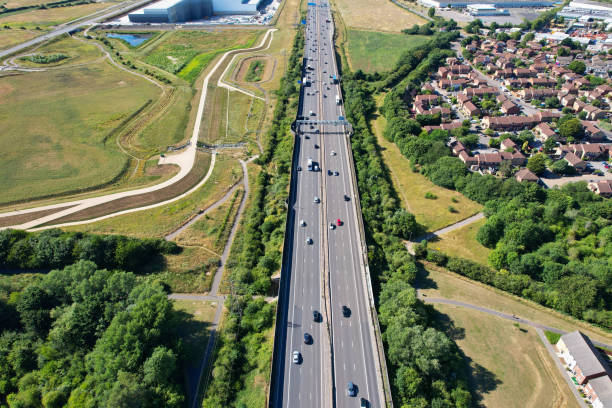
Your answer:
[0,204,77,228]
[0,58,161,205]
[333,0,425,32]
[434,304,579,408]
[45,151,214,224]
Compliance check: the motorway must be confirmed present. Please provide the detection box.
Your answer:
[271,1,383,407]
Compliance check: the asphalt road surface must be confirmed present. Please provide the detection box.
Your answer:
[270,1,383,407]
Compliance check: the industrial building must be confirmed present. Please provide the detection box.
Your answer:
[418,0,554,8]
[467,4,510,15]
[128,0,262,23]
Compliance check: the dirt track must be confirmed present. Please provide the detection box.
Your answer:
[0,204,77,228]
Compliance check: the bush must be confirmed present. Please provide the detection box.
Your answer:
[426,249,448,266]
[425,192,438,200]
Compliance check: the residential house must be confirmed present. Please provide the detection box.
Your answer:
[483,115,539,131]
[561,94,577,108]
[535,123,557,141]
[501,138,517,151]
[588,180,612,198]
[573,143,609,160]
[582,121,606,141]
[557,331,612,385]
[464,87,499,97]
[462,101,480,117]
[439,78,469,91]
[529,77,557,88]
[520,88,559,101]
[515,168,539,183]
[583,105,606,121]
[583,375,612,408]
[476,152,502,168]
[501,100,520,115]
[458,150,478,166]
[564,152,587,171]
[537,110,562,122]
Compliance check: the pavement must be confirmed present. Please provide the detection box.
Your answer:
[0,29,276,231]
[270,2,384,407]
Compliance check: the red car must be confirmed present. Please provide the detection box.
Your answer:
[336,219,342,226]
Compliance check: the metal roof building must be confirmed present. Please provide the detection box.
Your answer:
[418,0,554,8]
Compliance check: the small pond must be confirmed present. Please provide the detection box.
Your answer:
[106,33,152,47]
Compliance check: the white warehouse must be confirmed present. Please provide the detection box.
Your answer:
[128,0,262,23]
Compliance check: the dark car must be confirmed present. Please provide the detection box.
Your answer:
[360,398,369,407]
[347,382,357,397]
[344,194,350,201]
[328,170,332,176]
[314,144,319,149]
[304,333,313,344]
[342,305,351,318]
[313,310,321,322]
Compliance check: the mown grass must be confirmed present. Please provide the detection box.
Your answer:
[245,59,265,82]
[417,262,612,346]
[0,59,160,205]
[370,95,482,232]
[429,218,490,265]
[65,153,242,237]
[347,30,430,73]
[433,304,579,408]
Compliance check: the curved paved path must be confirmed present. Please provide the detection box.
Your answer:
[0,29,276,231]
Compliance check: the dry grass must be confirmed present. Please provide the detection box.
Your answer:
[434,304,579,408]
[417,262,612,346]
[332,0,425,32]
[371,96,482,232]
[429,218,490,265]
[0,27,39,50]
[0,2,109,27]
[173,298,218,323]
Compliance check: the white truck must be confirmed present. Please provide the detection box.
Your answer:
[335,95,341,105]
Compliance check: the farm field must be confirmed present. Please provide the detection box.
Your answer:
[371,96,482,232]
[65,153,242,237]
[0,57,160,205]
[0,2,110,29]
[417,262,612,346]
[347,30,429,73]
[429,218,491,265]
[433,304,579,408]
[333,0,425,32]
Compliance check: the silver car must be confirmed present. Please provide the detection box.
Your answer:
[314,196,320,203]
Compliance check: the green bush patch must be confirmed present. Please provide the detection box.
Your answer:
[245,59,265,82]
[20,52,68,64]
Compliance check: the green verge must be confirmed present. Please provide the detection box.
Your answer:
[200,22,305,408]
[544,330,561,345]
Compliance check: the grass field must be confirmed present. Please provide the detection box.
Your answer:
[245,59,265,82]
[347,30,429,73]
[433,304,579,408]
[143,30,260,81]
[66,153,242,237]
[417,262,612,346]
[333,0,425,32]
[371,97,482,232]
[15,34,102,67]
[153,246,219,293]
[0,2,109,29]
[0,59,161,205]
[429,218,490,265]
[0,27,39,49]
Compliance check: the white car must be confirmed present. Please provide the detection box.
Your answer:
[329,222,335,230]
[306,237,313,245]
[300,220,306,227]
[314,196,320,203]
[292,350,301,364]
[330,151,336,156]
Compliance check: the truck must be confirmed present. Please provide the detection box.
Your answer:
[307,157,313,171]
[307,158,319,172]
[335,95,341,105]
[332,75,338,84]
[302,77,310,87]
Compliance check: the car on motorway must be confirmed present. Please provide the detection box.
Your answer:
[342,305,351,317]
[313,310,321,322]
[314,196,320,203]
[328,170,333,176]
[336,219,342,226]
[360,397,369,407]
[300,219,306,226]
[304,333,313,344]
[347,382,357,397]
[344,194,350,201]
[306,237,313,245]
[314,144,319,149]
[292,350,301,364]
[334,171,339,176]
[331,151,336,156]
[297,166,302,171]
[329,222,335,230]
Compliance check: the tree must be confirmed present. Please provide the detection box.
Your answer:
[499,160,514,178]
[428,6,435,17]
[527,153,547,176]
[558,117,583,140]
[568,60,586,75]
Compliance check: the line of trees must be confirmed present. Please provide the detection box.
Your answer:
[343,67,471,406]
[379,33,612,330]
[201,21,306,407]
[0,260,186,407]
[0,228,179,273]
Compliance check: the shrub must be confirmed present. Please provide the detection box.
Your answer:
[425,192,438,200]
